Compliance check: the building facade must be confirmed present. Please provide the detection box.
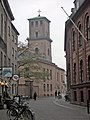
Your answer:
[0,0,19,98]
[64,0,90,105]
[18,14,66,98]
[28,14,65,97]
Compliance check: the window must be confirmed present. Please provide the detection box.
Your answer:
[47,69,49,80]
[50,84,52,91]
[12,47,14,56]
[80,90,84,102]
[80,60,83,82]
[50,70,52,80]
[88,90,90,101]
[31,21,33,26]
[12,35,14,42]
[35,48,39,54]
[47,84,49,92]
[88,55,90,81]
[79,24,82,46]
[12,63,14,74]
[74,91,77,101]
[4,55,6,66]
[73,63,76,83]
[1,14,3,36]
[8,26,10,36]
[1,52,3,66]
[35,21,38,26]
[8,58,10,66]
[4,21,7,40]
[36,32,38,38]
[48,48,49,55]
[86,16,90,41]
[57,72,59,81]
[72,31,75,51]
[43,84,45,92]
[43,68,46,81]
[40,21,43,25]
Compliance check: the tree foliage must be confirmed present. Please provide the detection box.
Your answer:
[17,41,48,81]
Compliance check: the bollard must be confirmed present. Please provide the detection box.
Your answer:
[87,100,89,114]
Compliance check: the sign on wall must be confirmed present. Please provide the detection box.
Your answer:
[2,67,12,77]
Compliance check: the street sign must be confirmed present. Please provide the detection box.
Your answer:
[12,75,19,81]
[2,67,12,77]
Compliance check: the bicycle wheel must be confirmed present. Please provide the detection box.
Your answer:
[22,109,33,120]
[7,108,18,120]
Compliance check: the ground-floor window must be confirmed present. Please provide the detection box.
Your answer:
[74,91,77,101]
[88,90,90,101]
[80,90,84,102]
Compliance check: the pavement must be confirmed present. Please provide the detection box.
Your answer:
[0,97,90,120]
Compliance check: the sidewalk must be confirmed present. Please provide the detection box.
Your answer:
[54,97,90,115]
[0,109,7,120]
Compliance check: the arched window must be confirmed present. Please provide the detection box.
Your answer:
[88,55,90,81]
[72,30,75,51]
[73,63,76,83]
[80,60,83,82]
[86,16,90,41]
[79,24,82,46]
[35,48,39,54]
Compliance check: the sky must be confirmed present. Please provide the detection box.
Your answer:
[8,0,74,70]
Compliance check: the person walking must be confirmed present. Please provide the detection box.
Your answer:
[55,90,57,98]
[33,92,37,101]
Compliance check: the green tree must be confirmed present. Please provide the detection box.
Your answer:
[17,42,48,82]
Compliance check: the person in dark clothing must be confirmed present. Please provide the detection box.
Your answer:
[55,90,57,98]
[33,92,37,101]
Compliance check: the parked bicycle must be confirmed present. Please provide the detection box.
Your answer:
[7,100,35,120]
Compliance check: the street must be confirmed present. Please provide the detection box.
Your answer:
[28,97,90,120]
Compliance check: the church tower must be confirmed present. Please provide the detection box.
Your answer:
[28,12,52,62]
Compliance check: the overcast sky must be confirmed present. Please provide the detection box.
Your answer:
[8,0,74,70]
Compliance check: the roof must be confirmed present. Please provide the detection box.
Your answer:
[3,0,14,20]
[11,23,20,35]
[28,16,51,23]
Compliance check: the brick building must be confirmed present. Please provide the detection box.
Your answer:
[64,0,90,105]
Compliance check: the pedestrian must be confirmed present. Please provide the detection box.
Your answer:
[55,90,57,98]
[33,92,37,101]
[65,94,68,101]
